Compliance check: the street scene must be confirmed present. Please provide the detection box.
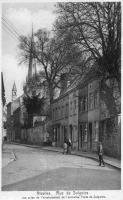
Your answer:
[1,1,121,193]
[2,143,121,191]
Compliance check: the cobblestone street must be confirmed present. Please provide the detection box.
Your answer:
[2,144,121,191]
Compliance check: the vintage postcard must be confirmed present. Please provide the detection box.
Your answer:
[0,0,122,199]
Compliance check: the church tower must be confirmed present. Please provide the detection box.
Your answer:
[27,26,35,81]
[24,25,38,96]
[12,81,17,101]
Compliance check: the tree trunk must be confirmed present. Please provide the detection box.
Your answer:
[100,80,118,116]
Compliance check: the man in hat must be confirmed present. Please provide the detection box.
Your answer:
[97,142,105,167]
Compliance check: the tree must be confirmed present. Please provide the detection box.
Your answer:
[18,29,82,105]
[23,94,45,127]
[1,72,6,106]
[55,2,121,115]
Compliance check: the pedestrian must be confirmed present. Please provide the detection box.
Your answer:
[67,139,72,154]
[63,141,67,154]
[97,142,105,167]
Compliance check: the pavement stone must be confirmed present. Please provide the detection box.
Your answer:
[8,142,121,170]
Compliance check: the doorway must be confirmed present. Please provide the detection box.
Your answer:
[80,125,83,149]
[89,122,92,150]
[70,125,73,142]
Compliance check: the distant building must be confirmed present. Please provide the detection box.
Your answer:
[12,81,17,101]
[22,29,50,129]
[7,81,26,142]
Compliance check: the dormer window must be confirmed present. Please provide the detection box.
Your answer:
[67,80,70,87]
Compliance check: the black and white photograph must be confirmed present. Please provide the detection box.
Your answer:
[1,0,122,199]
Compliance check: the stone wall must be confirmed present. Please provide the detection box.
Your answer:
[21,125,45,145]
[100,115,121,158]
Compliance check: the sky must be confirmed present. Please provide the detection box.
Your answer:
[1,2,56,104]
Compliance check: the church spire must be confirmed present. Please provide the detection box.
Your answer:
[28,25,34,81]
[12,81,17,101]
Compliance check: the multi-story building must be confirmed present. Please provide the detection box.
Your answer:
[7,81,26,142]
[79,70,121,157]
[52,92,69,147]
[52,68,121,158]
[52,75,79,148]
[78,70,101,152]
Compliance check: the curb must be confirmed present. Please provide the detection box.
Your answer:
[2,151,17,168]
[41,148,121,170]
[40,147,121,170]
[7,142,121,170]
[72,153,121,170]
[11,151,17,161]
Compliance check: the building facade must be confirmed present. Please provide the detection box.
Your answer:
[52,78,79,149]
[78,78,100,152]
[51,70,121,158]
[52,93,69,147]
[7,94,25,141]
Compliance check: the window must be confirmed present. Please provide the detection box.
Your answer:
[80,123,88,142]
[56,108,57,119]
[59,107,60,119]
[54,109,56,120]
[94,121,99,142]
[79,98,83,111]
[57,107,59,119]
[89,83,92,89]
[65,104,68,117]
[63,106,64,118]
[84,123,88,142]
[61,106,63,118]
[79,96,88,112]
[118,114,121,125]
[89,93,94,110]
[74,100,76,113]
[67,104,69,115]
[70,101,72,115]
[101,101,106,109]
[84,96,88,111]
[67,80,70,87]
[52,109,54,120]
[94,92,99,108]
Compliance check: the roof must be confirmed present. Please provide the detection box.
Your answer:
[52,64,101,103]
[12,81,17,91]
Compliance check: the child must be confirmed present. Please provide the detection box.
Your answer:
[63,142,67,154]
[97,142,105,167]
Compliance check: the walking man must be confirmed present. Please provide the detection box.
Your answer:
[97,142,105,167]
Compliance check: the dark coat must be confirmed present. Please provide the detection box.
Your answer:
[97,145,104,155]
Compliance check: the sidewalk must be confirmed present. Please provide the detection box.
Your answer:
[9,142,121,170]
[42,146,121,170]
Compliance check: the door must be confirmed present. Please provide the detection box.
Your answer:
[64,126,67,141]
[70,125,72,142]
[80,125,83,149]
[89,122,92,150]
[57,125,60,146]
